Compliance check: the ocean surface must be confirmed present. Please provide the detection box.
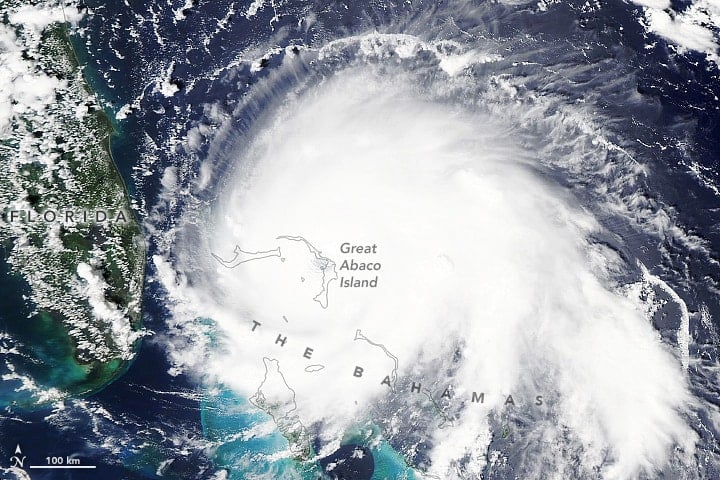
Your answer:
[2,0,720,478]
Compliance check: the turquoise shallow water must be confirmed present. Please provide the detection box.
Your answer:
[201,383,322,479]
[341,425,418,480]
[200,381,420,479]
[0,247,127,407]
[0,31,141,411]
[370,440,418,480]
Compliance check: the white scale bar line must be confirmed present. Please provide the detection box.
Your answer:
[30,465,97,469]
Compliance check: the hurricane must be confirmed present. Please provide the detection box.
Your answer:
[3,0,717,479]
[137,1,720,478]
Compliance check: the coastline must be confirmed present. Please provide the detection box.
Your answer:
[0,4,146,407]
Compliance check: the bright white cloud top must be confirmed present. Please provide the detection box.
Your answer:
[156,61,700,479]
[631,0,720,62]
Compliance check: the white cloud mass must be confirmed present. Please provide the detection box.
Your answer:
[158,64,699,479]
[631,0,720,62]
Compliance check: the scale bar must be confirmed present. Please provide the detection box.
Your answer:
[30,466,96,469]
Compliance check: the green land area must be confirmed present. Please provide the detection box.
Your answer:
[0,1,145,407]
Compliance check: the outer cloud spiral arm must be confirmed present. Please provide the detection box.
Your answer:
[154,47,705,478]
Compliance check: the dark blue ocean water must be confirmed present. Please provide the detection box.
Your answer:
[2,0,719,478]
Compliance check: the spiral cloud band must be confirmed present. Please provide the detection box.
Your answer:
[155,57,699,479]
